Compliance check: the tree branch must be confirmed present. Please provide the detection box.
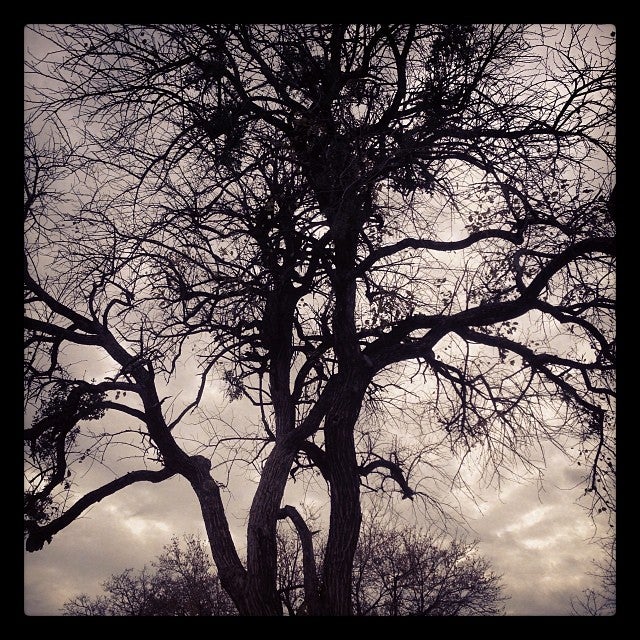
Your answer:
[25,468,176,552]
[298,440,329,479]
[278,505,321,615]
[522,237,615,300]
[455,327,612,414]
[365,236,615,371]
[100,401,148,423]
[24,317,101,346]
[354,227,525,277]
[24,267,99,334]
[360,459,415,500]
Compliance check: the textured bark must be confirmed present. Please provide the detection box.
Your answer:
[318,183,367,613]
[319,374,367,615]
[238,284,297,615]
[187,456,249,613]
[244,442,297,615]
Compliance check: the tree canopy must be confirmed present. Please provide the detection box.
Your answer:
[62,525,506,616]
[571,535,616,616]
[24,24,615,616]
[62,535,237,616]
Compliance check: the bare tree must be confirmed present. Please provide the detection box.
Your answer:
[62,524,505,616]
[62,535,236,616]
[351,516,506,616]
[278,514,507,616]
[571,535,616,616]
[25,25,615,616]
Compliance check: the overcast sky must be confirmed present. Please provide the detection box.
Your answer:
[24,338,613,616]
[23,24,615,617]
[22,326,614,615]
[24,424,611,616]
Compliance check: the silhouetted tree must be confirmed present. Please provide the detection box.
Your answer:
[62,535,236,616]
[353,517,506,616]
[62,525,505,616]
[25,24,615,616]
[571,535,616,616]
[278,514,507,616]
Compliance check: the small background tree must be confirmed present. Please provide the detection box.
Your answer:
[352,516,506,616]
[62,535,236,616]
[62,525,506,616]
[571,535,616,616]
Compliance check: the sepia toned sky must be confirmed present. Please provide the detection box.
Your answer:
[24,310,613,616]
[23,24,615,617]
[24,412,612,616]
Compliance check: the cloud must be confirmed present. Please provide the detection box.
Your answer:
[24,476,205,616]
[464,450,608,615]
[25,425,612,616]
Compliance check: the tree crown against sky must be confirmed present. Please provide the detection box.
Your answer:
[571,534,616,616]
[24,24,615,616]
[62,534,237,616]
[62,524,506,616]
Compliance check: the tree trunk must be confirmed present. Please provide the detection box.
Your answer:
[279,505,322,615]
[187,456,249,613]
[237,286,296,614]
[190,446,296,616]
[244,441,297,615]
[320,374,366,615]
